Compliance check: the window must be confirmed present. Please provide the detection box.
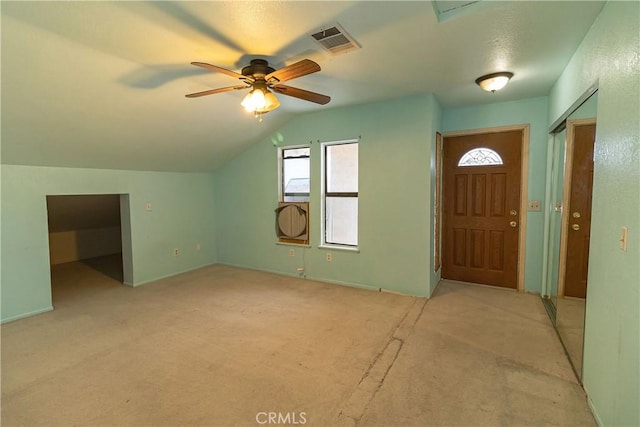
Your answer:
[457,147,503,166]
[322,140,358,247]
[280,147,310,202]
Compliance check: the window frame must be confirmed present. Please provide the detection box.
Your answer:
[457,147,504,167]
[320,139,359,250]
[278,145,310,202]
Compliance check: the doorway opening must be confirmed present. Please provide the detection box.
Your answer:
[46,194,133,307]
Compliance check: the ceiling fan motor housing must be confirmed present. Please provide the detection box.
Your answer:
[242,59,275,80]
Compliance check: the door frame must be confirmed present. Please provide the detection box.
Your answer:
[45,193,134,304]
[557,118,596,298]
[443,124,530,292]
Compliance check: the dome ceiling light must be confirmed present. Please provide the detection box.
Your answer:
[475,72,514,93]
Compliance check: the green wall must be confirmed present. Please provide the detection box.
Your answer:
[214,94,442,297]
[442,96,549,293]
[548,2,639,426]
[1,165,217,323]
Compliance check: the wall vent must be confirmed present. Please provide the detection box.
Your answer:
[311,24,360,56]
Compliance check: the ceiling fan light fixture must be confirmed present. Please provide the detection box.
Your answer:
[475,72,514,92]
[263,90,280,111]
[241,88,266,112]
[241,85,280,115]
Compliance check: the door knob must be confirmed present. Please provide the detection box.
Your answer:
[571,223,580,231]
[572,212,581,218]
[510,221,517,228]
[510,209,517,216]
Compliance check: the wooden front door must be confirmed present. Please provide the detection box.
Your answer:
[563,123,596,298]
[442,130,522,289]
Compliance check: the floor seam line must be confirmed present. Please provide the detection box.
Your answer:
[338,298,425,424]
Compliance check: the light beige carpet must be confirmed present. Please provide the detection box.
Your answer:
[1,256,595,426]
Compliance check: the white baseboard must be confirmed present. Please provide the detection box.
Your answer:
[1,306,53,324]
[587,393,603,427]
[128,262,217,287]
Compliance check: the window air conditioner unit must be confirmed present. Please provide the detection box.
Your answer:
[275,202,309,244]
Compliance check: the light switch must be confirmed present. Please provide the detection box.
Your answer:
[620,226,628,251]
[145,202,152,211]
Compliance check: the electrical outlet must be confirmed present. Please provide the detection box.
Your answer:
[326,252,332,262]
[289,248,295,257]
[173,248,180,257]
[528,200,541,211]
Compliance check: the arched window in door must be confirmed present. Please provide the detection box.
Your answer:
[457,147,503,167]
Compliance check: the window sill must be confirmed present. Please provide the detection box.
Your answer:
[318,244,360,253]
[276,242,311,248]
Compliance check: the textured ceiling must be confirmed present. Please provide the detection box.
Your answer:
[1,1,604,172]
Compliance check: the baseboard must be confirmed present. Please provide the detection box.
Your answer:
[305,275,380,293]
[216,261,305,281]
[586,393,603,427]
[128,262,217,287]
[431,278,444,295]
[1,306,53,324]
[216,261,418,296]
[221,261,390,292]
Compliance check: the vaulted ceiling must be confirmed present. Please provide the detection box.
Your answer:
[1,1,604,172]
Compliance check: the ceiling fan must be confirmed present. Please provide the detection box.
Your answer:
[185,58,331,121]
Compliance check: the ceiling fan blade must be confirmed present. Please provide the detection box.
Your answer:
[266,59,321,84]
[185,85,247,98]
[191,62,251,81]
[273,84,330,105]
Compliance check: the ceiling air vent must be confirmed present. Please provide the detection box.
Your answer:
[311,24,360,56]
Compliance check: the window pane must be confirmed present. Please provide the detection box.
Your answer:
[326,196,358,246]
[283,156,309,202]
[327,143,358,192]
[458,147,503,167]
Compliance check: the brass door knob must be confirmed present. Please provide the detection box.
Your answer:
[510,209,517,216]
[510,221,517,228]
[571,223,580,231]
[572,212,581,218]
